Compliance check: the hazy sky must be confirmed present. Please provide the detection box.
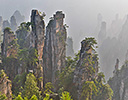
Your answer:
[1,0,128,51]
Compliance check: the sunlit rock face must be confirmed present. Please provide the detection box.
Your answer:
[66,37,74,58]
[1,28,19,82]
[13,10,25,26]
[10,16,17,31]
[0,70,12,100]
[31,10,45,63]
[73,38,98,100]
[43,11,67,87]
[30,10,45,89]
[1,28,17,58]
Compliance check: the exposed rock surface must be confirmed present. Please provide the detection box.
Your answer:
[31,10,45,63]
[1,28,17,58]
[99,15,128,80]
[16,22,30,48]
[1,28,19,82]
[0,9,67,95]
[108,61,128,100]
[0,70,12,100]
[66,37,74,57]
[43,11,67,86]
[73,38,98,99]
[113,59,119,76]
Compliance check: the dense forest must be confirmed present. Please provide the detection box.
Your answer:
[1,8,128,100]
[0,10,115,100]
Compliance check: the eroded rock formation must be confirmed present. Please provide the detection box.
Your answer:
[1,9,67,95]
[31,10,45,64]
[108,61,128,100]
[73,38,98,99]
[1,28,19,82]
[1,28,17,58]
[43,11,67,86]
[0,70,12,100]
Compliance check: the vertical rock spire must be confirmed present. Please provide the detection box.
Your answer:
[43,11,67,88]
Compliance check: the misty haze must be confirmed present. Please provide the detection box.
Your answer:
[0,0,128,100]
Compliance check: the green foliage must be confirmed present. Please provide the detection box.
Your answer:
[97,72,105,83]
[0,70,6,78]
[82,81,97,100]
[23,73,40,99]
[4,27,11,32]
[58,52,80,99]
[28,48,38,66]
[0,70,9,80]
[59,65,74,91]
[60,91,73,100]
[7,38,19,58]
[17,22,31,31]
[0,93,7,100]
[13,72,27,96]
[43,94,53,100]
[30,95,38,100]
[17,48,38,70]
[14,94,23,100]
[43,94,50,100]
[83,37,97,49]
[44,82,54,94]
[18,48,29,61]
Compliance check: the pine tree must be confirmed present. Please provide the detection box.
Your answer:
[23,73,40,99]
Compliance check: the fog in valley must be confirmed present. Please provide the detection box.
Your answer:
[1,0,128,80]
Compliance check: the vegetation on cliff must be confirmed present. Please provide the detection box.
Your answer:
[0,10,113,100]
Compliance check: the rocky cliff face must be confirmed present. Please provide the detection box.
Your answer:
[0,9,67,95]
[1,28,18,58]
[108,59,128,100]
[30,10,45,89]
[73,38,98,99]
[0,70,12,100]
[31,10,45,64]
[1,28,19,82]
[43,11,67,86]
